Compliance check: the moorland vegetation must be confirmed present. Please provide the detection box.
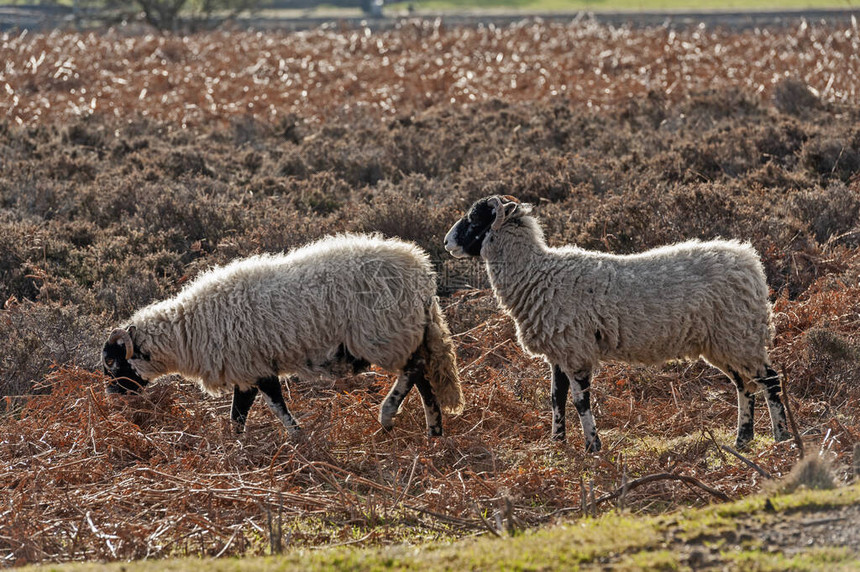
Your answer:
[1,17,859,565]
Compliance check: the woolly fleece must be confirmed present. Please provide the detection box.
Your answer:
[124,234,462,412]
[480,212,774,382]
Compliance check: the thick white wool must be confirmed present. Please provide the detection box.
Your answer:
[481,215,774,380]
[126,234,437,395]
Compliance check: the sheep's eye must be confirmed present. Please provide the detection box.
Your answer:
[105,358,115,367]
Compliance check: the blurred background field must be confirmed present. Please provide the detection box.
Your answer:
[1,0,858,32]
[1,11,859,567]
[2,0,857,11]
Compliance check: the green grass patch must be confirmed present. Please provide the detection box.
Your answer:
[667,484,860,545]
[725,547,860,571]
[619,548,682,570]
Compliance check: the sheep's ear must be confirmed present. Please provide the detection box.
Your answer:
[490,196,519,231]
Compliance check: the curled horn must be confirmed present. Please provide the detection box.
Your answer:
[488,196,505,231]
[108,328,134,360]
[490,195,520,231]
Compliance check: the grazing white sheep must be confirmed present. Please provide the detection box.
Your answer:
[444,194,789,452]
[102,234,463,437]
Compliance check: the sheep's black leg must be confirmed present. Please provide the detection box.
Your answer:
[257,376,301,436]
[230,385,259,432]
[731,371,756,450]
[551,364,570,441]
[379,351,443,437]
[379,366,417,431]
[412,363,443,438]
[570,369,601,453]
[757,366,790,443]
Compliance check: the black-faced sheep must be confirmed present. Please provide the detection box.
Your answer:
[102,234,463,437]
[444,195,789,452]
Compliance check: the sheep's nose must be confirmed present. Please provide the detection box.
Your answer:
[443,228,458,251]
[444,237,466,259]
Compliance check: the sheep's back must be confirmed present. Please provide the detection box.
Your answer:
[592,240,771,369]
[524,240,772,373]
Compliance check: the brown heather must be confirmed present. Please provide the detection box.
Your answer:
[0,19,859,566]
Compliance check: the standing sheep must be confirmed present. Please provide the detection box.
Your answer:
[102,234,463,437]
[444,194,789,452]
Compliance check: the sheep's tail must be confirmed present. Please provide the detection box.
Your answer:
[421,296,464,415]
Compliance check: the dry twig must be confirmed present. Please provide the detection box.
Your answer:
[721,446,773,480]
[779,364,805,458]
[593,473,730,506]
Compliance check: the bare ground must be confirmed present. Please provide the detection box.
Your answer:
[668,502,860,569]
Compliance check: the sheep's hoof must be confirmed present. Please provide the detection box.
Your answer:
[551,432,566,442]
[773,429,791,443]
[427,426,443,438]
[585,436,602,453]
[734,437,752,451]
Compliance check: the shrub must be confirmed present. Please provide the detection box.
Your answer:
[769,455,837,494]
[805,328,857,362]
[791,182,860,243]
[0,301,105,397]
[350,185,457,260]
[772,77,821,116]
[801,139,860,182]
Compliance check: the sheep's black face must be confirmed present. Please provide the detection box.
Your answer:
[444,197,496,258]
[103,337,150,395]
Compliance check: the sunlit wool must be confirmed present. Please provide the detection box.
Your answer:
[119,234,463,414]
[485,220,774,377]
[445,196,789,451]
